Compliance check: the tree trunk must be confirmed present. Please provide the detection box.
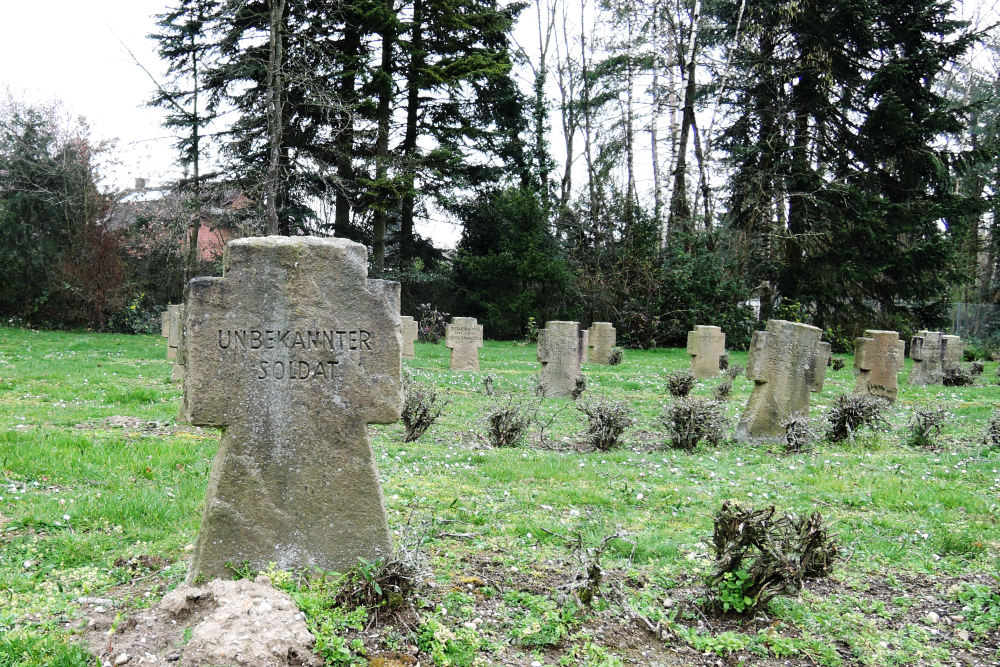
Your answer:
[185,14,203,284]
[667,0,700,249]
[265,0,287,235]
[334,21,360,239]
[372,3,395,275]
[399,0,425,268]
[579,0,597,224]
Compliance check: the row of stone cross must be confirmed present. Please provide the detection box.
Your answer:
[156,237,964,586]
[684,321,964,443]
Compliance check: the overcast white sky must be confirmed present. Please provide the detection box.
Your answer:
[0,1,179,190]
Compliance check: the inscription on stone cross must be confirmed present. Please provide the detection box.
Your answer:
[181,236,402,582]
[445,317,483,371]
[400,316,418,359]
[537,321,584,397]
[735,320,830,442]
[853,330,904,400]
[687,325,726,378]
[587,322,616,365]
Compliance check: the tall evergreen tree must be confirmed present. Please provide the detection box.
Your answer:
[716,0,981,332]
[149,0,219,279]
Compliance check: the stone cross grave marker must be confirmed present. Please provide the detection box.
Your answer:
[735,320,830,442]
[537,321,584,397]
[181,236,402,582]
[853,330,905,400]
[166,304,181,361]
[587,322,616,364]
[909,331,940,385]
[943,335,964,372]
[909,331,962,385]
[171,305,186,382]
[400,316,418,359]
[687,325,726,378]
[445,317,483,371]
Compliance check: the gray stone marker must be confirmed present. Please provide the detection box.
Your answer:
[909,331,941,385]
[943,335,964,372]
[166,304,181,361]
[537,321,584,397]
[181,236,402,583]
[400,316,418,359]
[909,331,962,385]
[581,329,590,364]
[687,325,726,378]
[171,305,186,382]
[587,322,616,364]
[853,330,905,400]
[735,320,831,442]
[445,317,483,371]
[161,310,170,338]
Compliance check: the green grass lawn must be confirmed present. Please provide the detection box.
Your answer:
[1,326,998,666]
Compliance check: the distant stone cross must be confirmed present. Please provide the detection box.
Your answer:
[942,334,964,371]
[687,325,725,378]
[853,330,904,400]
[168,305,185,382]
[909,331,962,385]
[181,236,402,582]
[166,304,181,361]
[537,321,584,397]
[400,316,418,359]
[445,317,483,371]
[736,319,830,442]
[587,322,616,364]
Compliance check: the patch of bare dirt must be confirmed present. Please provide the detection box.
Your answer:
[85,576,320,666]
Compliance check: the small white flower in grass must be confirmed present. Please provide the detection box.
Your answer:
[636,493,644,501]
[63,514,70,521]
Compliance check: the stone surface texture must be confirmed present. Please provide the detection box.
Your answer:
[166,304,181,360]
[854,330,904,400]
[735,320,830,442]
[537,321,584,397]
[942,335,964,371]
[686,325,726,378]
[182,236,402,582]
[445,317,483,371]
[161,310,170,337]
[581,329,590,364]
[587,322,616,364]
[171,305,186,382]
[400,315,418,359]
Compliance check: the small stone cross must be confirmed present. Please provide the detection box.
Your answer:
[854,330,904,400]
[736,319,830,441]
[445,317,483,371]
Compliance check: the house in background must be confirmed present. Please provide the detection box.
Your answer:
[110,178,246,261]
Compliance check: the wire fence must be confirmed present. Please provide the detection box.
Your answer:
[950,303,1000,340]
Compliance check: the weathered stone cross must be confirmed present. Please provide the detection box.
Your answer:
[181,236,402,582]
[853,330,905,400]
[735,319,830,441]
[445,317,483,371]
